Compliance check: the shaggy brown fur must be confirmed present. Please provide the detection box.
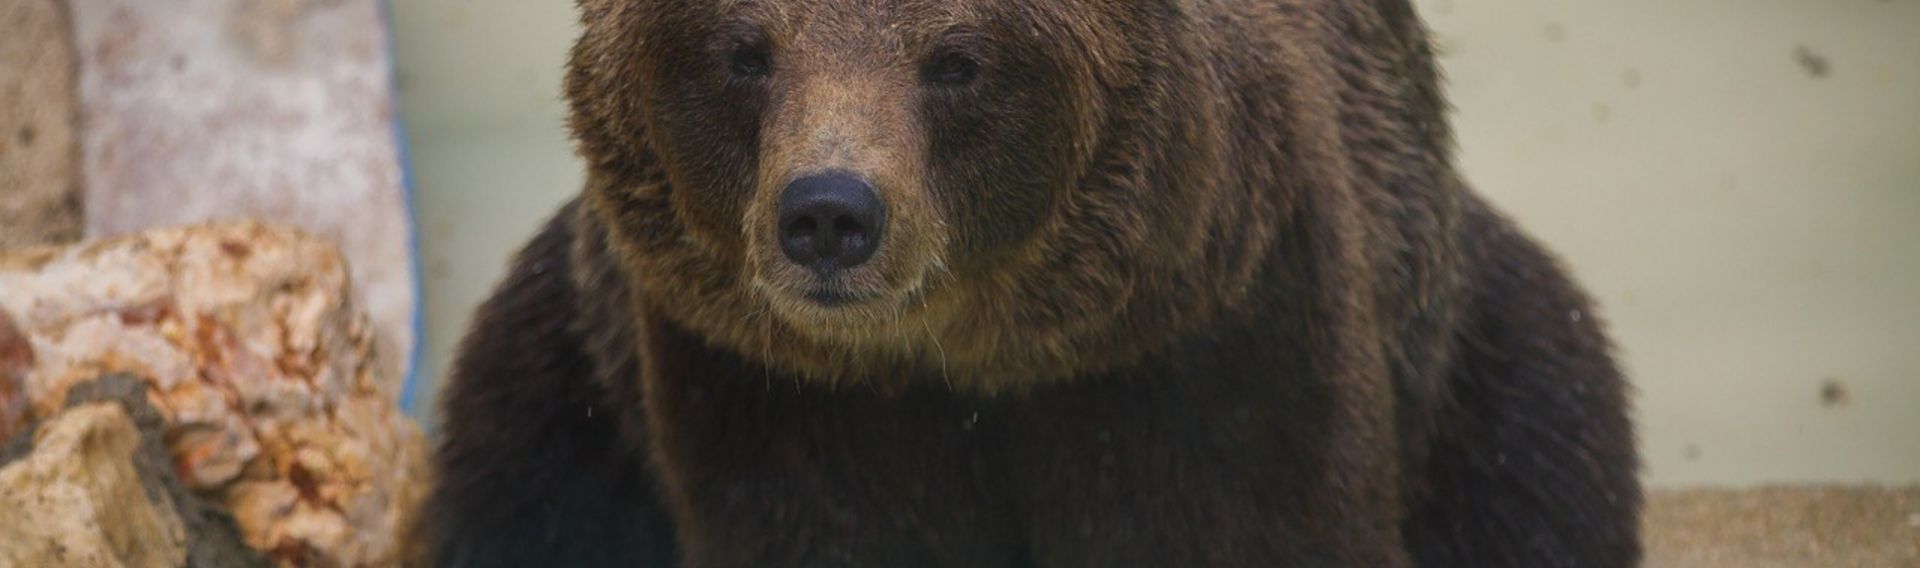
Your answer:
[418,0,1642,566]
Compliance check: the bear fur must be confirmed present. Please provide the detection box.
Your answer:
[416,0,1642,566]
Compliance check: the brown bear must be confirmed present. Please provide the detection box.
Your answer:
[416,0,1642,566]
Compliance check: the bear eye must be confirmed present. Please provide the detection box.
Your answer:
[729,44,772,78]
[923,52,979,86]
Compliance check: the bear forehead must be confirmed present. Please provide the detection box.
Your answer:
[634,0,1158,83]
[652,0,1138,42]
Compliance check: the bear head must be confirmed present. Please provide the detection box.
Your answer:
[566,0,1279,393]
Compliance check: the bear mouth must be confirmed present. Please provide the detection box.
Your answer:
[749,273,939,336]
[750,276,898,314]
[800,287,872,307]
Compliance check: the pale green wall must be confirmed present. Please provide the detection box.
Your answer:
[392,0,1920,487]
[391,1,582,424]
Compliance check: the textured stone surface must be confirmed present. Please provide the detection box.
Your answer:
[50,376,271,568]
[0,0,82,250]
[0,311,28,442]
[68,0,416,393]
[0,403,187,568]
[0,221,428,567]
[1646,485,1920,567]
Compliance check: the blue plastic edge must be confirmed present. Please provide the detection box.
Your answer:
[374,0,429,418]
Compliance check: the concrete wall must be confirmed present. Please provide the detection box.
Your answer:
[391,0,1920,486]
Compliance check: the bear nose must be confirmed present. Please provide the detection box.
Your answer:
[776,173,886,273]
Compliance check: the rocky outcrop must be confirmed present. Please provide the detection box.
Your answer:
[0,311,28,443]
[0,0,417,390]
[0,402,185,568]
[66,0,417,390]
[0,221,427,567]
[1,376,267,568]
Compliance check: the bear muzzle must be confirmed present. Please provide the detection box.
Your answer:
[776,171,887,276]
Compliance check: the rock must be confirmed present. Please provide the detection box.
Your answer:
[0,222,429,567]
[67,0,417,395]
[0,0,83,249]
[56,376,270,568]
[1,376,268,567]
[0,403,187,568]
[0,311,28,442]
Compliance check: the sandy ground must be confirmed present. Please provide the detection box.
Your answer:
[1646,485,1920,567]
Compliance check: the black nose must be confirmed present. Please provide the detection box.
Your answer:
[777,173,886,272]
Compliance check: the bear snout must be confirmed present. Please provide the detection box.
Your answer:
[776,171,887,275]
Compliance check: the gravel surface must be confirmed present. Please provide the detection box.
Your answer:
[1646,485,1920,567]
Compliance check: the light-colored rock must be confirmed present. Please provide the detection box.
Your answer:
[0,0,82,250]
[0,221,428,567]
[0,403,189,568]
[67,0,417,394]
